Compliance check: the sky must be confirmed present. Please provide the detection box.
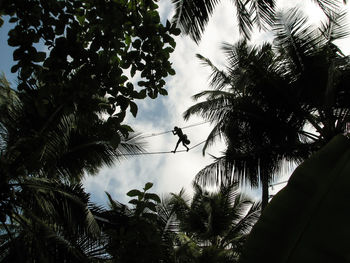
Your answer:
[1,0,350,206]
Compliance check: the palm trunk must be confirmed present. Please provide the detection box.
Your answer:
[261,179,269,210]
[261,169,269,210]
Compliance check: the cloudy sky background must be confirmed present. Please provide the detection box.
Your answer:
[1,0,350,206]
[84,0,350,205]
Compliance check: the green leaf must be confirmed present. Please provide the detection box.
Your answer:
[168,68,175,75]
[128,199,140,206]
[171,27,181,36]
[240,135,350,263]
[13,48,22,61]
[76,15,85,25]
[143,182,153,191]
[129,101,138,117]
[169,38,176,48]
[127,189,142,197]
[130,64,136,77]
[144,193,161,203]
[125,34,131,47]
[158,88,168,95]
[138,81,147,87]
[33,51,46,62]
[11,64,20,73]
[138,89,147,99]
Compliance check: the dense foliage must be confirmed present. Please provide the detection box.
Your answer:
[0,0,179,140]
[0,0,181,261]
[1,0,350,262]
[184,8,350,208]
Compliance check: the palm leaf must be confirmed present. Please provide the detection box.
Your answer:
[171,0,221,44]
[312,0,343,17]
[318,9,349,43]
[196,54,231,90]
[248,0,276,31]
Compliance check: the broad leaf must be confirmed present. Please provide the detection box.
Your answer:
[127,189,142,197]
[144,193,161,203]
[144,182,153,191]
[240,135,350,263]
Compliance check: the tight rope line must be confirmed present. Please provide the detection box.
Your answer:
[142,121,210,139]
[118,138,208,156]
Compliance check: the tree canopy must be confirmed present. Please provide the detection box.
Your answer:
[0,0,180,141]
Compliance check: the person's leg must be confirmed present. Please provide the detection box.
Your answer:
[182,141,189,151]
[172,139,181,153]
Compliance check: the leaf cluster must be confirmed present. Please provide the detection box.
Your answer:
[1,0,179,137]
[101,183,175,263]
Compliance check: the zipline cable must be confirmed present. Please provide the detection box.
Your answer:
[118,138,208,156]
[142,121,210,139]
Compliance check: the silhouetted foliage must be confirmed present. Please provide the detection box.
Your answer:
[97,183,176,263]
[184,8,350,209]
[171,0,346,43]
[170,183,260,263]
[240,135,350,263]
[1,0,179,141]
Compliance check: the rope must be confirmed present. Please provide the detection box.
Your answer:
[118,138,207,156]
[142,121,209,139]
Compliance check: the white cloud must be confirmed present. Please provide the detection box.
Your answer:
[83,0,350,205]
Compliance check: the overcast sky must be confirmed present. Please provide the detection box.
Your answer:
[1,0,350,206]
[83,0,350,206]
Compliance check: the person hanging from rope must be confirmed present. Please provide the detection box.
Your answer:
[172,126,190,153]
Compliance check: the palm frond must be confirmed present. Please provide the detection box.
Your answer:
[234,0,254,39]
[171,0,221,44]
[184,91,235,121]
[318,9,349,42]
[274,8,317,73]
[196,53,231,90]
[15,177,100,237]
[312,0,343,17]
[248,0,276,31]
[223,200,261,244]
[194,156,233,187]
[115,132,146,158]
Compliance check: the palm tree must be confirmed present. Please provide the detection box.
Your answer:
[0,179,108,262]
[184,8,350,209]
[171,0,346,43]
[184,40,311,208]
[0,74,146,261]
[273,8,350,143]
[170,183,261,262]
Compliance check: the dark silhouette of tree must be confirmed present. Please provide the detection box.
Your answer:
[0,74,145,262]
[240,135,350,263]
[0,179,107,262]
[184,8,350,209]
[0,1,181,261]
[97,183,177,263]
[1,0,180,143]
[171,0,345,43]
[169,183,260,262]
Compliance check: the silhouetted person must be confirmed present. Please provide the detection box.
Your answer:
[172,126,190,153]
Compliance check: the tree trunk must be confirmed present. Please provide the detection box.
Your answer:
[261,171,269,210]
